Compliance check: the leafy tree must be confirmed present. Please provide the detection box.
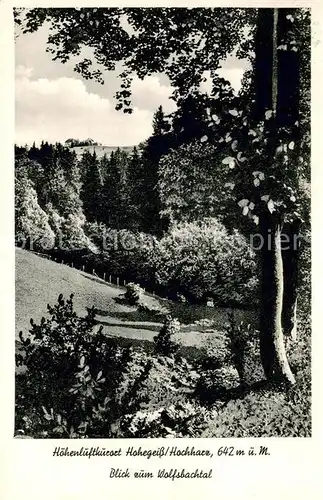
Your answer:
[15,164,55,251]
[15,8,252,108]
[15,142,90,250]
[16,7,310,385]
[25,142,80,211]
[253,9,308,383]
[201,8,309,383]
[158,141,243,230]
[172,91,210,145]
[39,144,84,219]
[154,219,258,306]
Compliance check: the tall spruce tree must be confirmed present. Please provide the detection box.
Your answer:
[127,146,145,231]
[140,106,173,234]
[80,150,103,222]
[101,148,130,229]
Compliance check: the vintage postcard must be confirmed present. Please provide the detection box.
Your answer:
[1,1,322,499]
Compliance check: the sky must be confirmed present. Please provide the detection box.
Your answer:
[15,19,250,147]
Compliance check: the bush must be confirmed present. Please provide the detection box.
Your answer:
[44,220,258,310]
[15,294,151,438]
[124,282,144,305]
[84,227,158,284]
[137,299,169,318]
[154,218,258,307]
[224,312,256,384]
[120,401,208,438]
[196,365,241,403]
[15,294,204,438]
[154,315,180,356]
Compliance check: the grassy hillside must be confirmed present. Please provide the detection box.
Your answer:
[16,248,256,357]
[15,248,160,340]
[15,249,311,438]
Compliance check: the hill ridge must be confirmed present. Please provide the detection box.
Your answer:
[71,144,136,159]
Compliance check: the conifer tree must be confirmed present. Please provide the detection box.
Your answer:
[140,106,173,234]
[80,150,103,222]
[101,148,130,228]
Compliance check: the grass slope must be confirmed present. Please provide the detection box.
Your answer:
[15,248,138,339]
[15,249,311,437]
[16,248,255,357]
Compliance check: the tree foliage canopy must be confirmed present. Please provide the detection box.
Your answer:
[15,7,255,111]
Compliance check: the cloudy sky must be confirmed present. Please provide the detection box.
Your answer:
[15,18,250,147]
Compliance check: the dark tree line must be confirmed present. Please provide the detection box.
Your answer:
[16,97,224,237]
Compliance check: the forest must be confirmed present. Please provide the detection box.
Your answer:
[14,7,311,438]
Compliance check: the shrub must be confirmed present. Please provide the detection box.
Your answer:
[84,221,115,250]
[224,312,251,384]
[194,313,262,403]
[43,219,258,310]
[154,315,180,356]
[15,294,150,438]
[196,365,241,403]
[137,300,169,318]
[85,227,158,284]
[120,401,208,438]
[154,218,258,307]
[124,282,144,305]
[15,294,204,438]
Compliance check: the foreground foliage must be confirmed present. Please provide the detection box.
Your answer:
[15,293,310,438]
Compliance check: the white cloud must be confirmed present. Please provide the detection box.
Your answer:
[217,53,251,93]
[131,75,176,114]
[15,66,155,146]
[217,67,245,93]
[200,66,246,95]
[200,71,213,95]
[16,65,34,79]
[15,58,249,147]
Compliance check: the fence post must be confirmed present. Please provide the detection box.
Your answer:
[109,275,112,283]
[116,277,119,286]
[92,269,95,275]
[71,262,73,268]
[103,272,106,281]
[82,265,85,271]
[62,260,64,265]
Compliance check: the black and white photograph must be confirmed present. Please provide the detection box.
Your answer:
[13,7,311,440]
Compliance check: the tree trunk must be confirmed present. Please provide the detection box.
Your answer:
[276,8,301,343]
[281,219,301,340]
[259,212,296,384]
[254,8,297,385]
